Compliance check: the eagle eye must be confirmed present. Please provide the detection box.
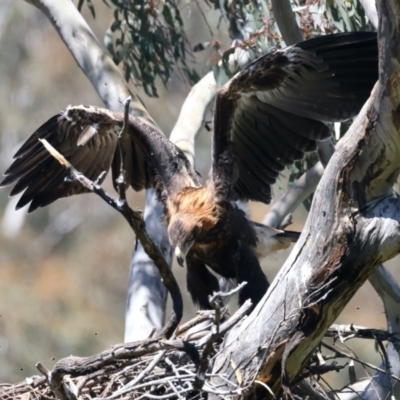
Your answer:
[186,232,195,243]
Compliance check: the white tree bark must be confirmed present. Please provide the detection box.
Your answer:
[262,162,324,228]
[169,71,217,165]
[209,0,400,396]
[360,0,379,29]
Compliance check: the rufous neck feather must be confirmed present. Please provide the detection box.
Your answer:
[167,186,219,230]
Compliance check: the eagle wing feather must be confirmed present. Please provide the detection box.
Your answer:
[211,31,378,203]
[1,105,200,212]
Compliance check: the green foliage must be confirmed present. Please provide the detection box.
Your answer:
[79,0,200,97]
[300,0,369,34]
[76,0,371,97]
[210,0,283,84]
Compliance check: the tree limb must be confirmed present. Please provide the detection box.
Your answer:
[262,162,324,228]
[209,0,400,396]
[169,71,217,165]
[270,0,302,45]
[360,0,379,29]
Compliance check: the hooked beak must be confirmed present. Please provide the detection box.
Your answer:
[175,247,186,267]
[174,241,193,268]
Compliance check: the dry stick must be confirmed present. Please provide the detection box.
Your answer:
[326,324,400,343]
[165,357,185,390]
[103,350,168,400]
[176,310,216,336]
[39,99,182,340]
[194,282,248,390]
[376,340,395,398]
[97,375,194,399]
[321,342,400,382]
[195,299,252,348]
[36,362,77,400]
[115,96,132,199]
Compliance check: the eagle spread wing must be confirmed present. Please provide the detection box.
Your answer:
[1,32,378,212]
[211,31,378,203]
[0,105,199,212]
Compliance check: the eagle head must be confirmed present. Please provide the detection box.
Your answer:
[167,187,220,267]
[168,214,201,267]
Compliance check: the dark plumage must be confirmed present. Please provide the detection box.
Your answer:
[1,32,378,310]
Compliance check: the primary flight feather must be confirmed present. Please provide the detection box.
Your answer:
[1,32,378,310]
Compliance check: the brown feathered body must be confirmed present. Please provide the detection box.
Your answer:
[167,186,270,308]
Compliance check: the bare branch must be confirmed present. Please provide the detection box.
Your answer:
[169,71,217,165]
[321,342,400,382]
[270,0,302,45]
[263,162,324,228]
[326,324,400,344]
[39,137,182,339]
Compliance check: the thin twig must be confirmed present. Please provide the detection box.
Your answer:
[36,362,77,400]
[326,324,400,344]
[115,96,132,199]
[194,283,248,390]
[321,342,400,382]
[376,340,395,397]
[195,299,252,348]
[104,350,167,399]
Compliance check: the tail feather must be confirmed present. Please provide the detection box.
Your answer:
[275,230,300,242]
[251,222,301,259]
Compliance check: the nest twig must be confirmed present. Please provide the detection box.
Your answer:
[0,302,252,400]
[2,308,399,399]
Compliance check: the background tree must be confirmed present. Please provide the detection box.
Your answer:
[2,0,400,399]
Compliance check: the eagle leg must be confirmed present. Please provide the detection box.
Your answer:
[186,256,220,310]
[236,244,270,308]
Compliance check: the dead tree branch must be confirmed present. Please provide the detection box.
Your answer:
[263,162,324,228]
[209,0,400,397]
[169,71,218,165]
